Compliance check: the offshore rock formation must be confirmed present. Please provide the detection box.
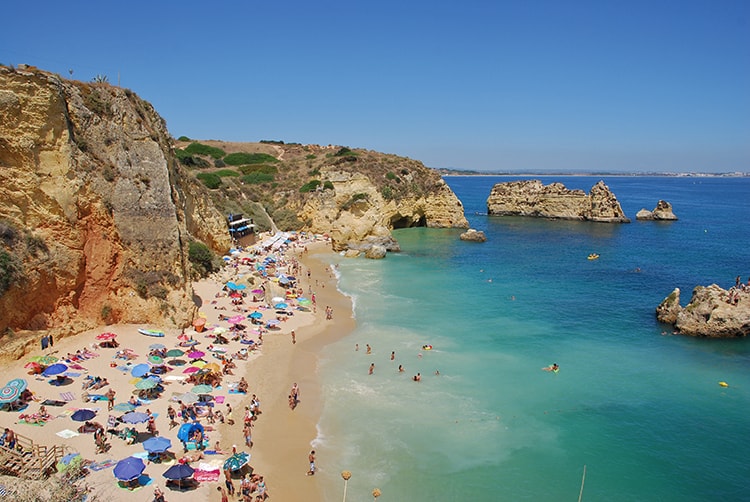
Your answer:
[0,65,228,355]
[486,180,630,223]
[656,285,750,338]
[297,170,468,253]
[459,229,486,242]
[636,200,678,221]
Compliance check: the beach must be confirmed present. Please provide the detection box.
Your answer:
[0,236,352,502]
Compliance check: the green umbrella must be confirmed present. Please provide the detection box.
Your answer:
[165,349,184,358]
[148,355,164,365]
[223,452,250,471]
[135,378,158,390]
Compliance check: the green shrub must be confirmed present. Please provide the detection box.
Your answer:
[215,169,240,178]
[0,249,23,295]
[238,164,278,175]
[224,152,278,166]
[101,304,112,322]
[381,186,394,200]
[188,241,216,276]
[185,142,226,159]
[308,168,320,176]
[242,172,275,184]
[196,172,222,189]
[386,172,397,180]
[306,154,316,160]
[323,181,334,190]
[299,180,322,192]
[177,136,191,141]
[334,147,356,156]
[342,193,368,210]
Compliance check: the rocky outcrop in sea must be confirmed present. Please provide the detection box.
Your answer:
[656,284,750,337]
[486,180,630,223]
[636,200,678,220]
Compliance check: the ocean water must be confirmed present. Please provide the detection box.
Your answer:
[314,176,750,502]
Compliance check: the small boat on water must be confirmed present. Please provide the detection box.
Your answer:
[138,328,165,337]
[587,253,600,260]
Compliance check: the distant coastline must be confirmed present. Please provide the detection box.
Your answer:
[437,169,749,177]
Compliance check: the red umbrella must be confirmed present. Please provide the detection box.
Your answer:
[96,332,117,340]
[182,366,199,374]
[229,292,242,298]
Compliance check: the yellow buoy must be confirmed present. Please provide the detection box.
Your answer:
[719,381,728,387]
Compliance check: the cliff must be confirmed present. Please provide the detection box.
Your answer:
[173,141,469,254]
[656,285,750,337]
[0,65,228,356]
[486,180,630,223]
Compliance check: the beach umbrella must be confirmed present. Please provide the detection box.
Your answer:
[168,359,186,367]
[226,281,239,290]
[121,411,150,424]
[248,312,263,319]
[177,333,189,341]
[143,436,172,453]
[274,302,288,309]
[148,355,164,365]
[0,378,28,404]
[113,402,136,412]
[266,320,280,326]
[251,289,264,295]
[149,343,166,350]
[223,452,250,471]
[227,315,245,324]
[42,363,68,377]
[182,366,199,374]
[212,327,228,335]
[204,363,221,373]
[96,332,117,340]
[229,292,242,299]
[178,392,199,404]
[271,296,284,304]
[163,463,194,480]
[298,298,312,306]
[166,349,184,358]
[135,378,158,390]
[177,422,204,442]
[191,384,213,394]
[113,456,146,482]
[71,409,96,422]
[188,351,205,359]
[131,363,151,378]
[234,284,246,290]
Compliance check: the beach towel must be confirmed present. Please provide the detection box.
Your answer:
[88,459,116,471]
[194,468,221,482]
[214,396,226,404]
[42,399,67,407]
[56,429,80,439]
[228,389,245,395]
[60,392,75,402]
[64,372,82,378]
[18,418,45,426]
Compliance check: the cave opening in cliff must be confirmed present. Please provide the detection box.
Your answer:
[391,215,427,229]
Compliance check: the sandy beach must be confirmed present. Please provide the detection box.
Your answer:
[0,236,353,502]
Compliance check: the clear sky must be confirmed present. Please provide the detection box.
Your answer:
[3,0,749,173]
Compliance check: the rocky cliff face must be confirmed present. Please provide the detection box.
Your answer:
[297,168,468,253]
[0,65,228,354]
[656,285,750,337]
[486,180,630,223]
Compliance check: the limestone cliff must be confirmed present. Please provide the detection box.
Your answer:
[0,65,228,355]
[656,285,750,338]
[486,180,630,223]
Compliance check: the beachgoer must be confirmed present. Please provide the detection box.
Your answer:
[398,364,404,372]
[291,330,296,344]
[542,363,559,372]
[369,363,375,375]
[106,388,116,411]
[307,450,316,475]
[413,373,421,382]
[224,469,235,496]
[355,344,359,351]
[217,486,229,502]
[152,487,165,502]
[366,344,372,354]
[390,351,395,360]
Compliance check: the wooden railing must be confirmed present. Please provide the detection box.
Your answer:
[0,431,66,478]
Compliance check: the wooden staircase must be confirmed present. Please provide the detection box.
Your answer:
[0,431,66,478]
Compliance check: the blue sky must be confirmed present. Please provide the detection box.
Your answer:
[3,0,749,172]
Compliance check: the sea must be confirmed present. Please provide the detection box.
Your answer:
[313,176,750,502]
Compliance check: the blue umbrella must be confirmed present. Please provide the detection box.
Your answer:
[176,422,204,442]
[248,312,263,319]
[163,463,195,480]
[121,411,150,424]
[131,364,151,378]
[113,402,136,412]
[113,456,146,481]
[0,378,28,404]
[143,436,172,453]
[71,409,96,422]
[42,363,68,377]
[226,281,239,290]
[274,302,288,309]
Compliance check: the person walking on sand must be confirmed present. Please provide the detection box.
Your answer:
[106,388,116,411]
[307,450,316,475]
[291,330,296,344]
[217,486,229,502]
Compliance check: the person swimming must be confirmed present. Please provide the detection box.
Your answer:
[542,363,559,372]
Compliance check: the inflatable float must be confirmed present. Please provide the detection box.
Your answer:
[719,381,729,387]
[587,253,600,260]
[422,344,433,350]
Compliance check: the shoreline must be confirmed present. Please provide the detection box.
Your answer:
[0,236,355,502]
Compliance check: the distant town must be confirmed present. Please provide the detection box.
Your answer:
[435,168,749,177]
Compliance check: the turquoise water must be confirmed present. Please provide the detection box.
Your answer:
[315,176,750,501]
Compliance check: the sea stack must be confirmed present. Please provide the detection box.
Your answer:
[636,200,678,220]
[486,180,630,223]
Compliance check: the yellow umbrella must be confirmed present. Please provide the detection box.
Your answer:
[204,363,221,373]
[191,361,206,369]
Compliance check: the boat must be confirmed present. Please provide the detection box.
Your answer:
[138,328,165,338]
[587,253,600,260]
